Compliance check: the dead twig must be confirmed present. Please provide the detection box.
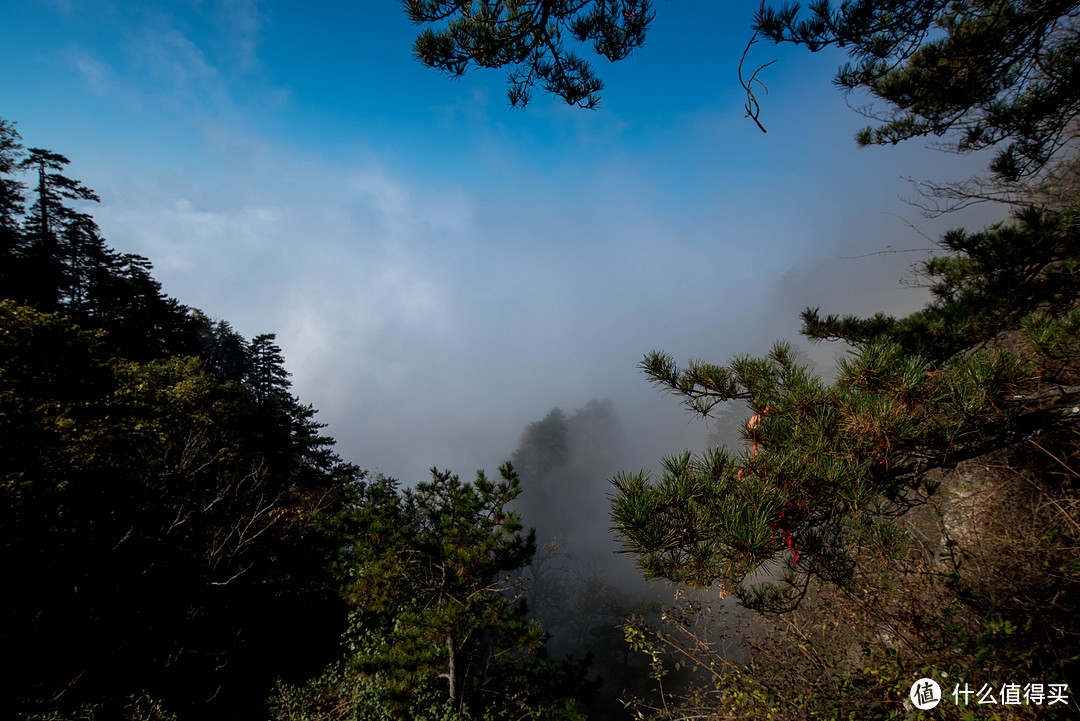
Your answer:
[739,31,776,134]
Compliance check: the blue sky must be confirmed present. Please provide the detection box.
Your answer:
[2,0,1008,484]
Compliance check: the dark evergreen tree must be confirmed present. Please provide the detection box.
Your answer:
[247,332,292,406]
[275,465,594,720]
[18,148,100,309]
[58,211,116,320]
[0,300,355,720]
[402,0,654,108]
[755,0,1080,182]
[510,399,627,560]
[610,209,1080,594]
[608,207,1080,714]
[511,406,570,476]
[105,253,200,360]
[191,313,251,384]
[0,117,25,295]
[0,118,354,721]
[0,125,199,362]
[802,206,1080,363]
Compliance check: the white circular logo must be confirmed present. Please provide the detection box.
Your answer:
[910,678,942,710]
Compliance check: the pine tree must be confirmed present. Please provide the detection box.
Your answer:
[192,314,251,384]
[18,148,100,310]
[0,125,200,361]
[0,117,25,293]
[1,299,356,720]
[402,0,654,108]
[309,465,592,719]
[754,0,1080,182]
[604,205,1080,720]
[610,205,1080,609]
[247,332,291,406]
[401,1,1079,185]
[0,119,362,719]
[58,211,116,320]
[511,407,570,476]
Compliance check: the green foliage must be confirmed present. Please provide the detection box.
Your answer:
[17,147,100,310]
[0,125,208,361]
[512,407,570,475]
[612,206,1080,613]
[0,298,352,716]
[401,1,1078,183]
[802,207,1080,361]
[756,0,1080,181]
[275,466,594,720]
[1023,308,1080,358]
[402,0,653,108]
[613,343,1017,604]
[271,668,463,721]
[610,200,1080,718]
[622,444,1080,719]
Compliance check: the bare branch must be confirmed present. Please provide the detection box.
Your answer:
[1007,384,1080,402]
[739,31,776,134]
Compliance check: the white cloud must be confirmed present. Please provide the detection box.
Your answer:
[84,118,1013,484]
[54,0,1012,485]
[130,25,218,87]
[70,50,115,92]
[212,0,263,70]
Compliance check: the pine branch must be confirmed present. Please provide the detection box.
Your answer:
[1006,384,1080,402]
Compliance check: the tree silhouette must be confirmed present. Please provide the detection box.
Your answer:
[18,148,99,309]
[403,0,654,108]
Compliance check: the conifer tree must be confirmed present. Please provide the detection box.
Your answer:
[0,124,197,358]
[192,314,252,384]
[247,332,292,406]
[402,0,654,108]
[612,207,1080,717]
[511,407,570,476]
[0,117,357,719]
[58,211,116,320]
[302,465,592,720]
[401,1,1079,185]
[0,118,25,292]
[754,0,1080,182]
[610,205,1080,611]
[19,148,100,309]
[1,299,356,720]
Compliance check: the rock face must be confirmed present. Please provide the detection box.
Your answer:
[923,436,1079,658]
[934,441,1063,560]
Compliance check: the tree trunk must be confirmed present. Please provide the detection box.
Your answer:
[446,633,458,709]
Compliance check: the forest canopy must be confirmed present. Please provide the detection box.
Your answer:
[4,0,1080,718]
[0,116,360,718]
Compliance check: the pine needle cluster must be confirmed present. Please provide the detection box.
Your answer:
[612,204,1080,614]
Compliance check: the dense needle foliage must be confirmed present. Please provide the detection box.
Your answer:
[271,466,595,720]
[611,205,1080,605]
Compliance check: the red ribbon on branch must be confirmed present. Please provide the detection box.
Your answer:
[772,510,799,566]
